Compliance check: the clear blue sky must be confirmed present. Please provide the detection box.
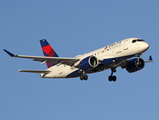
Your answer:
[1,0,158,120]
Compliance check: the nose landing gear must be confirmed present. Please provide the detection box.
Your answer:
[108,68,117,82]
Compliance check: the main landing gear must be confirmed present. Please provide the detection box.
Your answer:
[108,68,117,82]
[80,71,88,80]
[80,75,88,80]
[79,68,117,81]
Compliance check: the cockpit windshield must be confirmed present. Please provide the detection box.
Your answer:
[137,39,144,41]
[132,40,137,43]
[132,39,144,43]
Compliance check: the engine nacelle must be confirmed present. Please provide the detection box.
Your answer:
[79,56,99,71]
[126,58,145,73]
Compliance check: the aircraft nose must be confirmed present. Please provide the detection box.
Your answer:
[144,42,149,50]
[142,42,149,52]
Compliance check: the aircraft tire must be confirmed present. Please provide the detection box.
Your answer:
[108,76,113,81]
[108,76,116,82]
[84,75,88,80]
[80,75,84,80]
[112,76,117,82]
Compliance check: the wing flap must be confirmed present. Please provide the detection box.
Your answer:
[18,70,51,73]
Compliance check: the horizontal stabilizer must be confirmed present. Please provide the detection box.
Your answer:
[18,70,51,73]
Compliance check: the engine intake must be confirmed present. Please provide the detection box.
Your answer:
[126,58,145,73]
[79,56,99,70]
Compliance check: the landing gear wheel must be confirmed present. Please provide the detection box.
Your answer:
[80,75,84,80]
[108,76,113,81]
[112,76,116,82]
[84,75,88,80]
[80,75,88,80]
[108,76,117,82]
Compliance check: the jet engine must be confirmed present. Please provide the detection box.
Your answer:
[79,56,99,70]
[126,58,145,73]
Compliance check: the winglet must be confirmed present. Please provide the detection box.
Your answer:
[3,49,15,57]
[145,55,154,63]
[149,55,153,61]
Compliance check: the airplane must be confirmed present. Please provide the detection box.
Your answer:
[4,38,153,82]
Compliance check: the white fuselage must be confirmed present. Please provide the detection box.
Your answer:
[40,38,149,78]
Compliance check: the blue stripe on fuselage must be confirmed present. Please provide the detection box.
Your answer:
[66,70,81,78]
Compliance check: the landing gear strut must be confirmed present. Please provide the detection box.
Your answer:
[80,71,88,80]
[136,53,142,65]
[108,68,117,82]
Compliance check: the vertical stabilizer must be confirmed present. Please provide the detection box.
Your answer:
[40,39,59,68]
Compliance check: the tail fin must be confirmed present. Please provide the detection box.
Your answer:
[40,39,59,68]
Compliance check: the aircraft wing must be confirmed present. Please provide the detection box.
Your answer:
[4,49,80,66]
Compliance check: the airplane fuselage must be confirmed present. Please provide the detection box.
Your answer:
[40,38,149,78]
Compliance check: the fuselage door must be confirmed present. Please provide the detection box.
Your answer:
[123,42,128,51]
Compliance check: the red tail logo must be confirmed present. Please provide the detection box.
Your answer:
[40,39,59,68]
